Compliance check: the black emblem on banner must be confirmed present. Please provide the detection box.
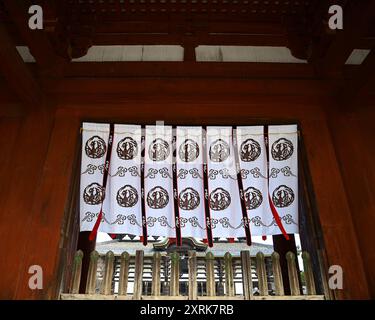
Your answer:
[272,185,295,208]
[179,187,200,211]
[271,138,294,161]
[240,139,261,162]
[117,137,138,160]
[179,139,200,162]
[85,136,107,159]
[209,188,231,211]
[147,186,169,209]
[116,185,139,207]
[149,138,170,161]
[209,139,230,162]
[83,182,105,205]
[244,187,263,210]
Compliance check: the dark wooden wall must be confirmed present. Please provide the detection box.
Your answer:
[0,79,373,299]
[327,104,375,298]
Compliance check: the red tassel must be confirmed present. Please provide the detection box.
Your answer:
[140,236,144,243]
[109,233,116,239]
[228,238,235,243]
[89,212,102,241]
[262,235,267,241]
[268,194,290,241]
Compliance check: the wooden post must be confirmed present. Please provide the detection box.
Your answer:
[273,234,299,295]
[70,250,83,294]
[151,252,161,297]
[240,250,253,300]
[286,252,300,296]
[77,231,97,294]
[205,252,216,297]
[302,251,317,295]
[188,251,197,300]
[85,250,99,294]
[224,252,234,297]
[133,250,144,300]
[256,252,268,296]
[170,252,180,297]
[271,252,285,296]
[118,251,130,296]
[100,251,115,295]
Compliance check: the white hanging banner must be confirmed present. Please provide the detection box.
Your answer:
[206,127,244,238]
[236,126,271,236]
[144,125,175,237]
[268,125,299,235]
[80,122,111,232]
[107,124,143,235]
[176,126,206,239]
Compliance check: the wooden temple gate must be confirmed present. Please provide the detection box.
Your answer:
[60,250,325,300]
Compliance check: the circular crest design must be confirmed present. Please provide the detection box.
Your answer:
[85,136,106,159]
[116,185,139,207]
[209,188,231,211]
[147,186,169,209]
[244,187,263,210]
[272,185,295,208]
[240,139,261,162]
[179,139,200,162]
[83,183,105,205]
[271,138,294,161]
[117,137,138,160]
[209,139,230,162]
[179,187,200,211]
[149,138,170,161]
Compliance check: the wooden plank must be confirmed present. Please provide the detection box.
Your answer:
[224,252,234,297]
[286,252,300,296]
[100,251,115,295]
[240,251,253,300]
[188,251,197,300]
[70,250,83,294]
[256,252,268,296]
[205,252,216,297]
[118,251,130,296]
[151,252,161,297]
[302,251,317,295]
[271,252,285,296]
[170,252,180,297]
[63,62,316,79]
[86,250,99,295]
[133,250,144,300]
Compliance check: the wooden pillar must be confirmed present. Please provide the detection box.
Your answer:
[272,234,299,295]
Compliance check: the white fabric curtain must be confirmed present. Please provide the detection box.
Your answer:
[206,127,244,238]
[80,123,299,239]
[144,125,175,237]
[268,125,299,235]
[176,127,206,239]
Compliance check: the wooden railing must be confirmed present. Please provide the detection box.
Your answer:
[60,250,325,300]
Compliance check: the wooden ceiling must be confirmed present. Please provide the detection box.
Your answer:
[0,0,374,105]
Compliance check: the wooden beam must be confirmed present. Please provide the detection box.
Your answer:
[0,22,41,104]
[59,61,316,79]
[3,0,66,75]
